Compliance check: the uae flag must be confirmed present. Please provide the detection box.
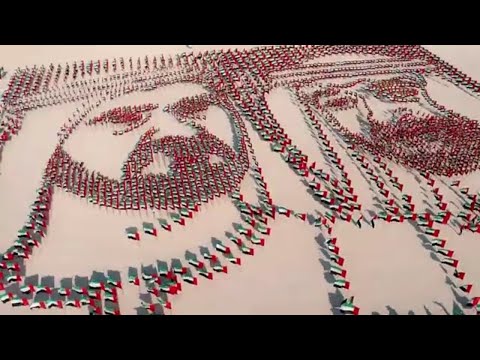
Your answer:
[214,242,231,254]
[384,198,395,206]
[237,225,253,237]
[250,234,265,246]
[263,205,276,219]
[277,207,291,217]
[328,243,340,255]
[143,223,157,236]
[459,284,473,294]
[431,239,446,248]
[201,249,217,261]
[402,203,415,212]
[47,300,63,309]
[340,212,352,222]
[240,245,254,256]
[330,265,347,278]
[170,213,185,226]
[379,189,390,198]
[156,297,172,310]
[0,292,13,303]
[436,202,448,211]
[20,284,36,294]
[211,260,228,273]
[330,254,345,266]
[392,182,404,191]
[333,280,350,289]
[72,286,88,295]
[294,212,307,221]
[460,187,469,195]
[11,297,29,307]
[436,248,454,258]
[338,297,359,315]
[65,299,81,308]
[231,192,243,201]
[141,301,157,313]
[226,253,241,265]
[30,301,47,310]
[467,297,480,307]
[182,271,199,285]
[128,275,140,286]
[402,194,412,203]
[187,258,206,270]
[425,228,440,237]
[127,231,140,241]
[180,208,193,218]
[18,230,30,238]
[441,258,459,268]
[325,211,336,224]
[255,224,271,235]
[104,304,121,315]
[454,270,466,280]
[242,215,256,227]
[197,268,214,280]
[159,219,172,232]
[450,180,460,187]
[58,287,72,296]
[107,277,122,289]
[87,280,105,290]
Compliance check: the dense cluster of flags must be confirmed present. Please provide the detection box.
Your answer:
[1,45,479,314]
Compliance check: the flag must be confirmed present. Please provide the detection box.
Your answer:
[30,301,47,310]
[460,187,469,195]
[294,212,307,221]
[337,297,359,315]
[126,226,140,241]
[334,280,350,289]
[436,248,454,257]
[325,211,336,224]
[450,180,460,187]
[182,270,199,285]
[11,297,29,307]
[459,284,473,293]
[277,206,291,217]
[330,254,345,266]
[240,245,254,256]
[170,213,185,225]
[330,265,347,278]
[180,208,193,218]
[143,223,157,236]
[159,219,171,231]
[441,258,459,268]
[226,253,241,265]
[47,300,63,309]
[255,224,271,235]
[454,270,465,280]
[214,242,231,254]
[250,234,265,246]
[402,194,412,203]
[211,259,228,273]
[431,239,446,248]
[425,228,440,237]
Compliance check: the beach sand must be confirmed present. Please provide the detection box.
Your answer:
[1,45,480,315]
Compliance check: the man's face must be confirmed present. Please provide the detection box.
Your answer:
[55,81,249,211]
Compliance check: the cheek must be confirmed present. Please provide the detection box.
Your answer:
[63,122,151,180]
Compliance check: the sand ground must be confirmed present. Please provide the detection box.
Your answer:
[1,45,480,315]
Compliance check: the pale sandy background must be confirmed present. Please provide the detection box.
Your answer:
[0,45,479,315]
